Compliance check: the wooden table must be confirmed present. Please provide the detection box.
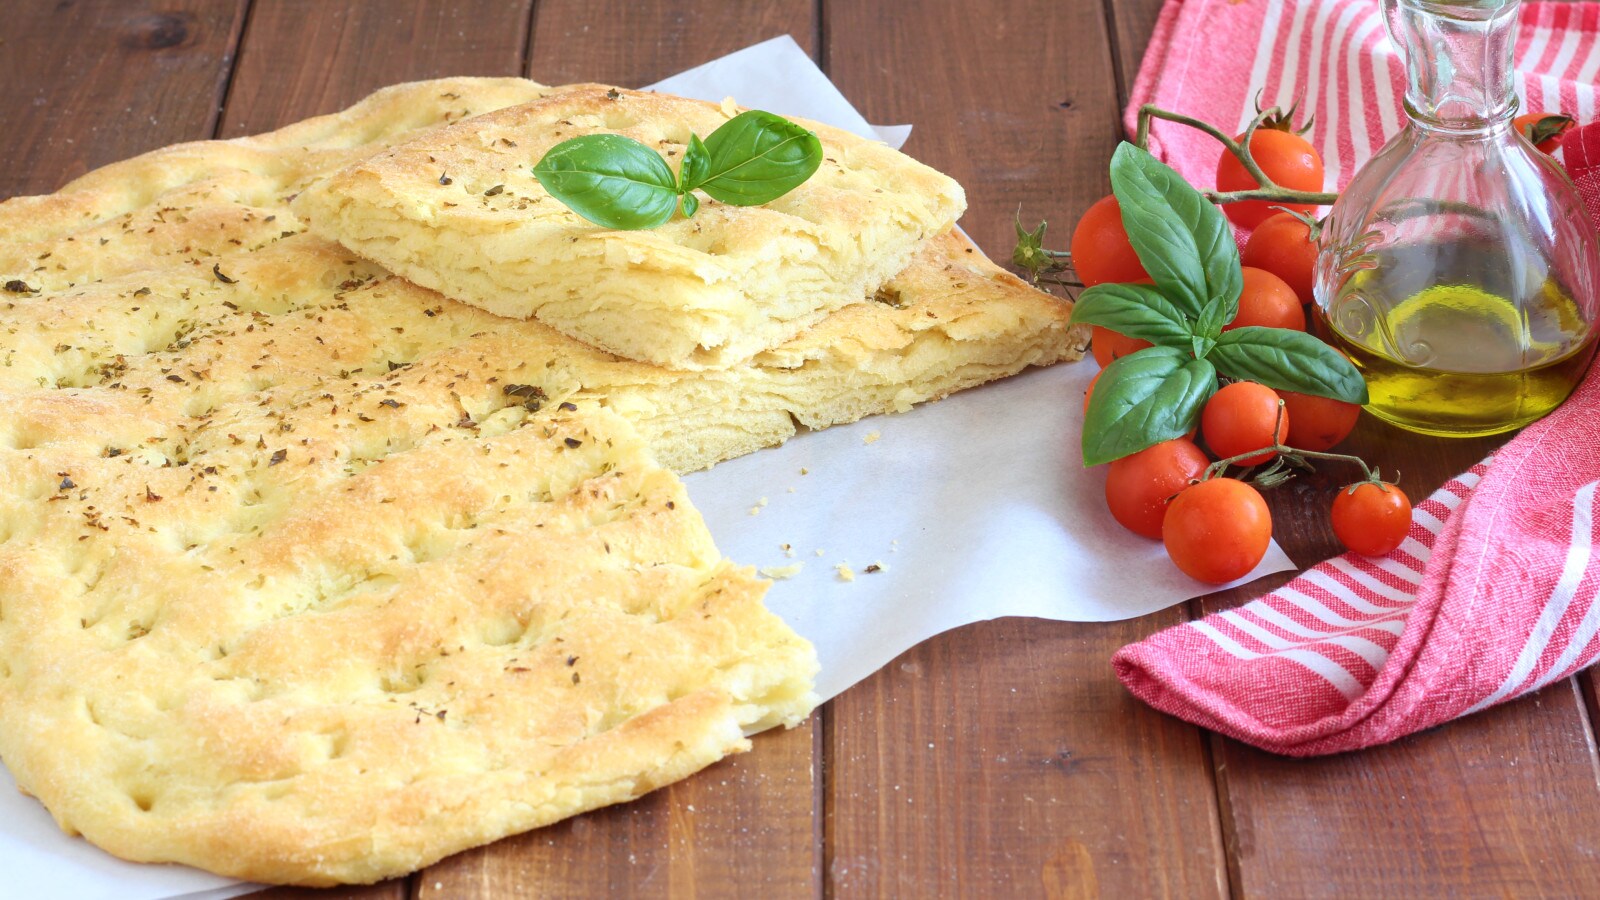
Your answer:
[6,1,1600,896]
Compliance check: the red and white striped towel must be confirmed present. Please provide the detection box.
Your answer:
[1129,0,1600,192]
[1114,0,1600,755]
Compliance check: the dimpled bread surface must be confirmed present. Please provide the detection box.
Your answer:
[0,74,1080,885]
[0,79,817,886]
[0,77,564,292]
[0,247,819,885]
[291,86,967,369]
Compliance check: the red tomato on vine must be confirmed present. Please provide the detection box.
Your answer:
[1241,212,1319,305]
[1216,129,1326,229]
[1163,478,1273,583]
[1070,195,1149,287]
[1332,481,1413,557]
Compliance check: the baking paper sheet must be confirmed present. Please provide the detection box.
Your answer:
[0,35,1293,900]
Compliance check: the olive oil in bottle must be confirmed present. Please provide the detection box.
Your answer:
[1315,0,1600,438]
[1313,277,1597,436]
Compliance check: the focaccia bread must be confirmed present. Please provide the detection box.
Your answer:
[8,231,1082,476]
[0,78,820,887]
[291,86,967,369]
[0,307,817,885]
[0,76,562,292]
[0,75,1077,886]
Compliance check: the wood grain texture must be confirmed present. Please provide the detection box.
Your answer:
[0,0,247,196]
[825,620,1227,899]
[525,0,814,86]
[419,722,820,899]
[1106,0,1169,106]
[219,0,534,136]
[1210,680,1600,898]
[824,2,1227,897]
[827,0,1124,259]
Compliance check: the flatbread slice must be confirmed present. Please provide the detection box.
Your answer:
[0,76,559,292]
[7,229,1082,475]
[0,369,815,885]
[292,86,966,369]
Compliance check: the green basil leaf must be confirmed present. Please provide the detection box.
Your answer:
[1109,143,1242,320]
[1194,292,1232,343]
[1068,283,1194,349]
[681,191,700,218]
[1210,326,1370,403]
[1083,346,1217,466]
[679,134,711,193]
[1190,295,1231,358]
[532,134,680,230]
[699,110,824,206]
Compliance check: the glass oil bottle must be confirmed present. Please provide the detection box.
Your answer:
[1315,0,1600,437]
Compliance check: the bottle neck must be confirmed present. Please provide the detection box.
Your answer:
[1387,0,1520,130]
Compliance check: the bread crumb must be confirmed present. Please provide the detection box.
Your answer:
[759,564,803,580]
[815,548,825,556]
[800,467,808,475]
[835,563,855,582]
[747,496,768,516]
[787,486,796,493]
[864,562,887,574]
[863,430,881,445]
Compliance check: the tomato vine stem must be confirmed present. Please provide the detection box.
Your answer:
[1200,399,1381,488]
[1134,104,1341,207]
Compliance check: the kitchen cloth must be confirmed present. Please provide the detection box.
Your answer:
[1113,0,1600,755]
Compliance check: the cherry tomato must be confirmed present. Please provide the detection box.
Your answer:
[1331,481,1413,557]
[1104,438,1211,539]
[1201,381,1287,466]
[1279,390,1361,451]
[1163,478,1273,583]
[1227,266,1305,332]
[1215,129,1326,229]
[1513,112,1575,155]
[1241,212,1318,304]
[1090,325,1153,368]
[1070,195,1149,287]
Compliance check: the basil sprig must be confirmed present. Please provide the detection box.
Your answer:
[532,109,823,230]
[1070,143,1368,466]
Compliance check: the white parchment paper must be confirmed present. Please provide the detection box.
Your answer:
[0,35,1292,900]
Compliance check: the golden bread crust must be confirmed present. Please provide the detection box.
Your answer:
[0,74,1083,886]
[291,86,967,369]
[0,77,820,887]
[0,77,560,290]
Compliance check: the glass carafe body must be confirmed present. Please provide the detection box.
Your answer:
[1315,0,1600,437]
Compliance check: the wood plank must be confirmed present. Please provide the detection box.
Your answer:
[416,3,824,897]
[0,0,247,196]
[417,722,819,899]
[1211,680,1600,897]
[1106,0,1167,108]
[218,3,533,897]
[823,1,1228,896]
[826,0,1126,260]
[525,0,814,86]
[825,620,1227,898]
[218,0,534,137]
